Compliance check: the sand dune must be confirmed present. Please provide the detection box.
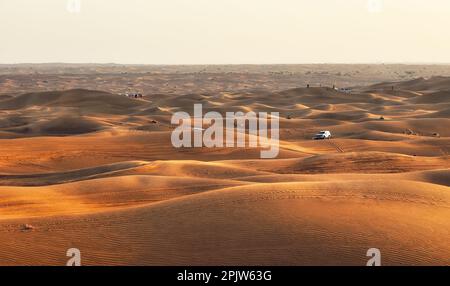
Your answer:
[276,152,449,174]
[232,169,450,187]
[0,75,449,265]
[408,90,450,104]
[0,179,448,265]
[368,76,450,92]
[0,89,146,112]
[0,161,149,186]
[0,174,247,219]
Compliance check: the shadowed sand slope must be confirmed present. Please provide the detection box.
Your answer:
[0,89,147,112]
[0,174,248,219]
[0,161,150,186]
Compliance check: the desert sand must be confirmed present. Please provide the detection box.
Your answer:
[0,65,449,265]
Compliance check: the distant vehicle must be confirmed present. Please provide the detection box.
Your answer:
[124,92,143,98]
[313,131,332,140]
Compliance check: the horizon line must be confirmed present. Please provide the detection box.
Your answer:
[2,62,450,66]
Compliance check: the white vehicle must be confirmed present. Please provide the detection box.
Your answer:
[313,130,332,140]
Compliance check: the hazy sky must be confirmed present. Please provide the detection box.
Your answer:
[1,0,450,64]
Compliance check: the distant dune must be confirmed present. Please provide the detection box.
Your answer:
[367,76,450,92]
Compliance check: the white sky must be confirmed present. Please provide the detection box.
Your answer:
[1,0,450,64]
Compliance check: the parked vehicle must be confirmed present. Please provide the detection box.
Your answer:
[313,131,332,140]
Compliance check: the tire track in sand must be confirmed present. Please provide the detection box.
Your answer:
[327,139,345,153]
